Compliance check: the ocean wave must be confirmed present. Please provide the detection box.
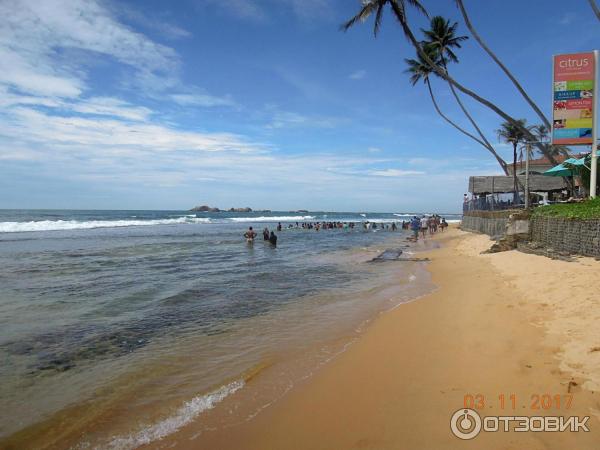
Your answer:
[228,215,315,222]
[0,217,212,233]
[107,380,244,449]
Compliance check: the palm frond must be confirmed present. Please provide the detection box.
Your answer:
[373,3,385,36]
[340,1,379,32]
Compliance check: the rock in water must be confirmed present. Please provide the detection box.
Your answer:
[370,248,403,262]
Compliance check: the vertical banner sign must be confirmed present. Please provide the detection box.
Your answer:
[552,52,595,145]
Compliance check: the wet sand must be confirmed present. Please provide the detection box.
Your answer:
[148,228,599,448]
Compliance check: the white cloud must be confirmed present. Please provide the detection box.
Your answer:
[0,0,177,98]
[170,93,236,108]
[267,111,343,129]
[558,12,577,25]
[370,169,426,177]
[70,97,153,121]
[368,147,382,153]
[349,70,366,80]
[202,0,334,22]
[0,107,262,154]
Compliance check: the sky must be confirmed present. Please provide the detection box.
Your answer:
[0,0,598,213]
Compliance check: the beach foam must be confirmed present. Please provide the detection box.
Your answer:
[107,380,244,449]
[0,217,212,233]
[228,215,315,222]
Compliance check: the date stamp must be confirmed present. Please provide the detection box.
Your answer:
[450,393,590,440]
[463,393,573,411]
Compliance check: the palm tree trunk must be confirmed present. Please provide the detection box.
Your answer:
[513,142,518,203]
[389,4,559,166]
[441,60,502,161]
[588,0,600,21]
[426,78,509,174]
[455,0,552,130]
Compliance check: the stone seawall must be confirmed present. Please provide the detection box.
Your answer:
[529,216,600,257]
[460,210,515,238]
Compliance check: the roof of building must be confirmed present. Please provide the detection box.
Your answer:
[468,175,567,194]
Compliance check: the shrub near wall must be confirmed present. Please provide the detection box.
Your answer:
[529,216,600,257]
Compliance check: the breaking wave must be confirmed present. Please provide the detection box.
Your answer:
[228,215,315,222]
[107,380,244,449]
[0,217,212,233]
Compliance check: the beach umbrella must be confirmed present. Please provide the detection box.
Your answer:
[543,163,572,177]
[563,157,587,168]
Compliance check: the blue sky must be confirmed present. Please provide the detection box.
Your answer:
[0,0,597,212]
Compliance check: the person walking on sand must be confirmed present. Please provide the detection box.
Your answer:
[440,218,448,231]
[410,216,420,241]
[420,216,428,238]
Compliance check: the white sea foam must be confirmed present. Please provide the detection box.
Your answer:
[228,215,315,222]
[107,380,244,449]
[0,217,211,233]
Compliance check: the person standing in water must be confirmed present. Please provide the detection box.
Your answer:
[277,222,282,232]
[262,227,270,241]
[244,226,257,243]
[269,231,277,247]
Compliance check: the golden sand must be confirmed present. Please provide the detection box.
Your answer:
[145,228,600,449]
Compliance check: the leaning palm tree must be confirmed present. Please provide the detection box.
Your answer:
[405,45,508,174]
[588,0,600,21]
[421,16,503,170]
[454,0,551,129]
[343,1,559,165]
[497,119,528,203]
[404,48,508,173]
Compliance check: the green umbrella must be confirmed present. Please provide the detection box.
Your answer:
[543,163,572,177]
[563,157,587,168]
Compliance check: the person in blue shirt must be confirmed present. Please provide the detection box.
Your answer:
[410,216,421,241]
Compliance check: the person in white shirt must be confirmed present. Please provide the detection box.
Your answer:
[420,216,429,238]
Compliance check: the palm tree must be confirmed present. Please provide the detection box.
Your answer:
[405,45,508,174]
[454,0,551,130]
[497,119,528,203]
[341,0,428,37]
[404,48,507,173]
[421,16,505,172]
[343,1,559,166]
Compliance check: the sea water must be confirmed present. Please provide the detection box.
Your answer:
[0,209,458,448]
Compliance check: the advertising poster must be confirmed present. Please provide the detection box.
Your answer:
[552,52,595,145]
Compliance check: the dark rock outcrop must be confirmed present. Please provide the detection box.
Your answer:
[190,205,220,212]
[228,207,252,212]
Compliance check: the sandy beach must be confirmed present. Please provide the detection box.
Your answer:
[155,227,600,449]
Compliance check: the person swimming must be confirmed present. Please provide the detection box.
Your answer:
[244,226,257,243]
[269,231,277,247]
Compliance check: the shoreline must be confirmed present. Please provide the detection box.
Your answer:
[1,229,436,449]
[155,227,600,449]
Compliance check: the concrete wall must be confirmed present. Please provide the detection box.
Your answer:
[529,216,600,257]
[460,211,513,238]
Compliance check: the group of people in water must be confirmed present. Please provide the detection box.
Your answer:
[243,215,449,246]
[243,226,278,246]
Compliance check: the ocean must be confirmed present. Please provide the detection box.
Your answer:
[0,209,459,448]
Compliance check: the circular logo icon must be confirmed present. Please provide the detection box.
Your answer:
[450,408,482,440]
